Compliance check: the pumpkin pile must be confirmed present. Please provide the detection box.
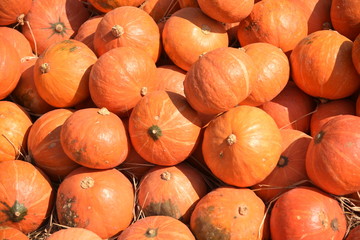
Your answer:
[1,0,360,239]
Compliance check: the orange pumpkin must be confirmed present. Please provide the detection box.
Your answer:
[74,15,104,53]
[0,27,33,59]
[140,0,180,23]
[117,216,195,240]
[137,163,208,223]
[352,32,360,75]
[156,65,186,96]
[190,187,265,240]
[0,101,32,162]
[202,105,282,187]
[47,228,102,240]
[60,107,128,169]
[0,160,54,234]
[129,91,202,166]
[346,225,360,240]
[0,0,32,25]
[88,0,144,13]
[93,6,160,61]
[162,7,229,71]
[0,226,29,240]
[178,0,199,8]
[56,167,134,239]
[34,39,97,108]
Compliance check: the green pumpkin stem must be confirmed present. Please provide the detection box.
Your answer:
[1,200,28,223]
[144,228,158,238]
[148,125,162,141]
[314,131,325,144]
[277,156,289,168]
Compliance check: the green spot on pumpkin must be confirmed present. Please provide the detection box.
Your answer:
[144,228,158,238]
[58,194,78,227]
[314,131,325,144]
[0,200,28,223]
[143,199,182,221]
[69,46,79,52]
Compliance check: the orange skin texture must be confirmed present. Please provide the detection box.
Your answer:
[56,167,134,239]
[184,47,256,115]
[0,226,29,240]
[346,225,360,240]
[253,129,312,203]
[291,30,360,100]
[0,160,54,234]
[177,0,199,8]
[60,108,129,169]
[352,32,360,75]
[0,27,33,59]
[46,228,102,240]
[129,91,202,166]
[331,0,360,41]
[118,216,195,240]
[93,6,160,62]
[270,187,347,240]
[156,65,186,97]
[34,40,97,108]
[27,109,79,182]
[190,187,265,240]
[306,115,360,195]
[141,0,180,23]
[88,0,144,13]
[137,163,208,223]
[0,0,32,25]
[22,0,89,55]
[162,7,229,71]
[0,101,32,162]
[202,105,282,187]
[74,15,104,54]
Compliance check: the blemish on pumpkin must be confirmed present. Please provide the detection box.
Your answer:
[40,63,50,74]
[59,195,78,227]
[143,199,182,220]
[319,210,329,229]
[154,115,160,121]
[48,142,56,149]
[194,210,230,240]
[140,87,148,96]
[314,131,325,144]
[244,21,259,32]
[219,151,224,158]
[238,204,248,216]
[331,218,339,231]
[277,156,288,168]
[201,24,211,35]
[69,46,79,52]
[80,176,95,189]
[145,228,158,238]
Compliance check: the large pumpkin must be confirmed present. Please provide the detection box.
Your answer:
[0,0,32,25]
[162,7,229,71]
[184,47,256,115]
[270,186,346,240]
[291,30,360,100]
[129,91,202,166]
[0,226,29,240]
[93,6,160,61]
[0,27,33,59]
[88,0,144,13]
[202,105,282,187]
[56,167,134,239]
[306,115,360,195]
[46,228,102,240]
[34,39,97,108]
[190,187,265,240]
[0,160,54,234]
[60,107,128,169]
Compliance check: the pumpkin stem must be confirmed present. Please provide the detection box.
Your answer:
[160,171,171,181]
[40,63,50,74]
[0,200,28,222]
[314,131,325,144]
[55,23,64,33]
[238,204,248,216]
[17,14,25,25]
[277,156,289,168]
[201,24,211,35]
[80,177,95,189]
[145,228,158,238]
[112,25,124,38]
[226,134,237,145]
[98,107,110,116]
[148,125,162,141]
[140,87,148,96]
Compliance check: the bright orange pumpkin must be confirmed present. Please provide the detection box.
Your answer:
[0,27,33,59]
[0,0,32,25]
[140,0,180,23]
[156,65,186,96]
[46,228,102,240]
[74,15,104,54]
[0,226,29,240]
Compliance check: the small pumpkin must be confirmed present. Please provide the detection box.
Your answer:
[74,15,104,53]
[0,27,33,59]
[46,228,102,240]
[0,226,29,240]
[156,65,186,96]
[0,0,32,25]
[88,0,145,13]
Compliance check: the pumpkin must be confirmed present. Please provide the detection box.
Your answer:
[237,0,308,54]
[190,187,265,240]
[34,39,97,108]
[117,216,195,240]
[89,47,158,117]
[352,32,360,75]
[184,47,256,115]
[198,0,253,23]
[240,42,290,106]
[270,186,346,240]
[88,0,145,13]
[46,228,102,240]
[56,167,134,239]
[93,6,160,62]
[162,7,229,71]
[11,57,54,115]
[0,160,54,234]
[22,0,89,55]
[74,15,103,53]
[259,81,316,133]
[0,226,29,240]
[137,163,208,223]
[0,0,32,26]
[0,27,33,59]
[331,0,360,41]
[0,101,32,162]
[156,65,186,96]
[27,109,79,181]
[310,99,356,137]
[346,225,360,240]
[178,0,199,8]
[140,0,180,23]
[202,105,282,187]
[290,30,360,100]
[0,37,21,100]
[253,129,311,203]
[129,91,202,166]
[60,107,128,169]
[306,115,360,195]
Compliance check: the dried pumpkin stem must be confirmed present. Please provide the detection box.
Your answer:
[145,228,158,238]
[80,177,95,189]
[160,171,171,181]
[226,134,237,145]
[277,156,289,168]
[55,23,64,33]
[98,107,110,116]
[40,63,50,74]
[141,87,148,96]
[112,25,124,38]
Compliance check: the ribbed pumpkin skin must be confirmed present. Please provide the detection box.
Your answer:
[240,42,290,106]
[0,160,54,234]
[74,15,103,53]
[129,91,202,166]
[93,6,160,61]
[237,0,308,54]
[88,0,144,13]
[331,0,360,41]
[270,187,346,240]
[117,216,195,240]
[56,167,134,239]
[46,228,102,240]
[0,226,29,240]
[306,115,360,195]
[346,225,360,240]
[156,65,186,96]
[291,30,360,100]
[0,27,33,59]
[34,40,97,108]
[22,0,89,55]
[137,163,208,223]
[202,105,282,187]
[0,101,32,162]
[0,0,32,25]
[0,38,21,100]
[141,0,180,23]
[60,108,128,169]
[162,7,229,71]
[190,187,265,240]
[27,109,79,182]
[184,47,256,115]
